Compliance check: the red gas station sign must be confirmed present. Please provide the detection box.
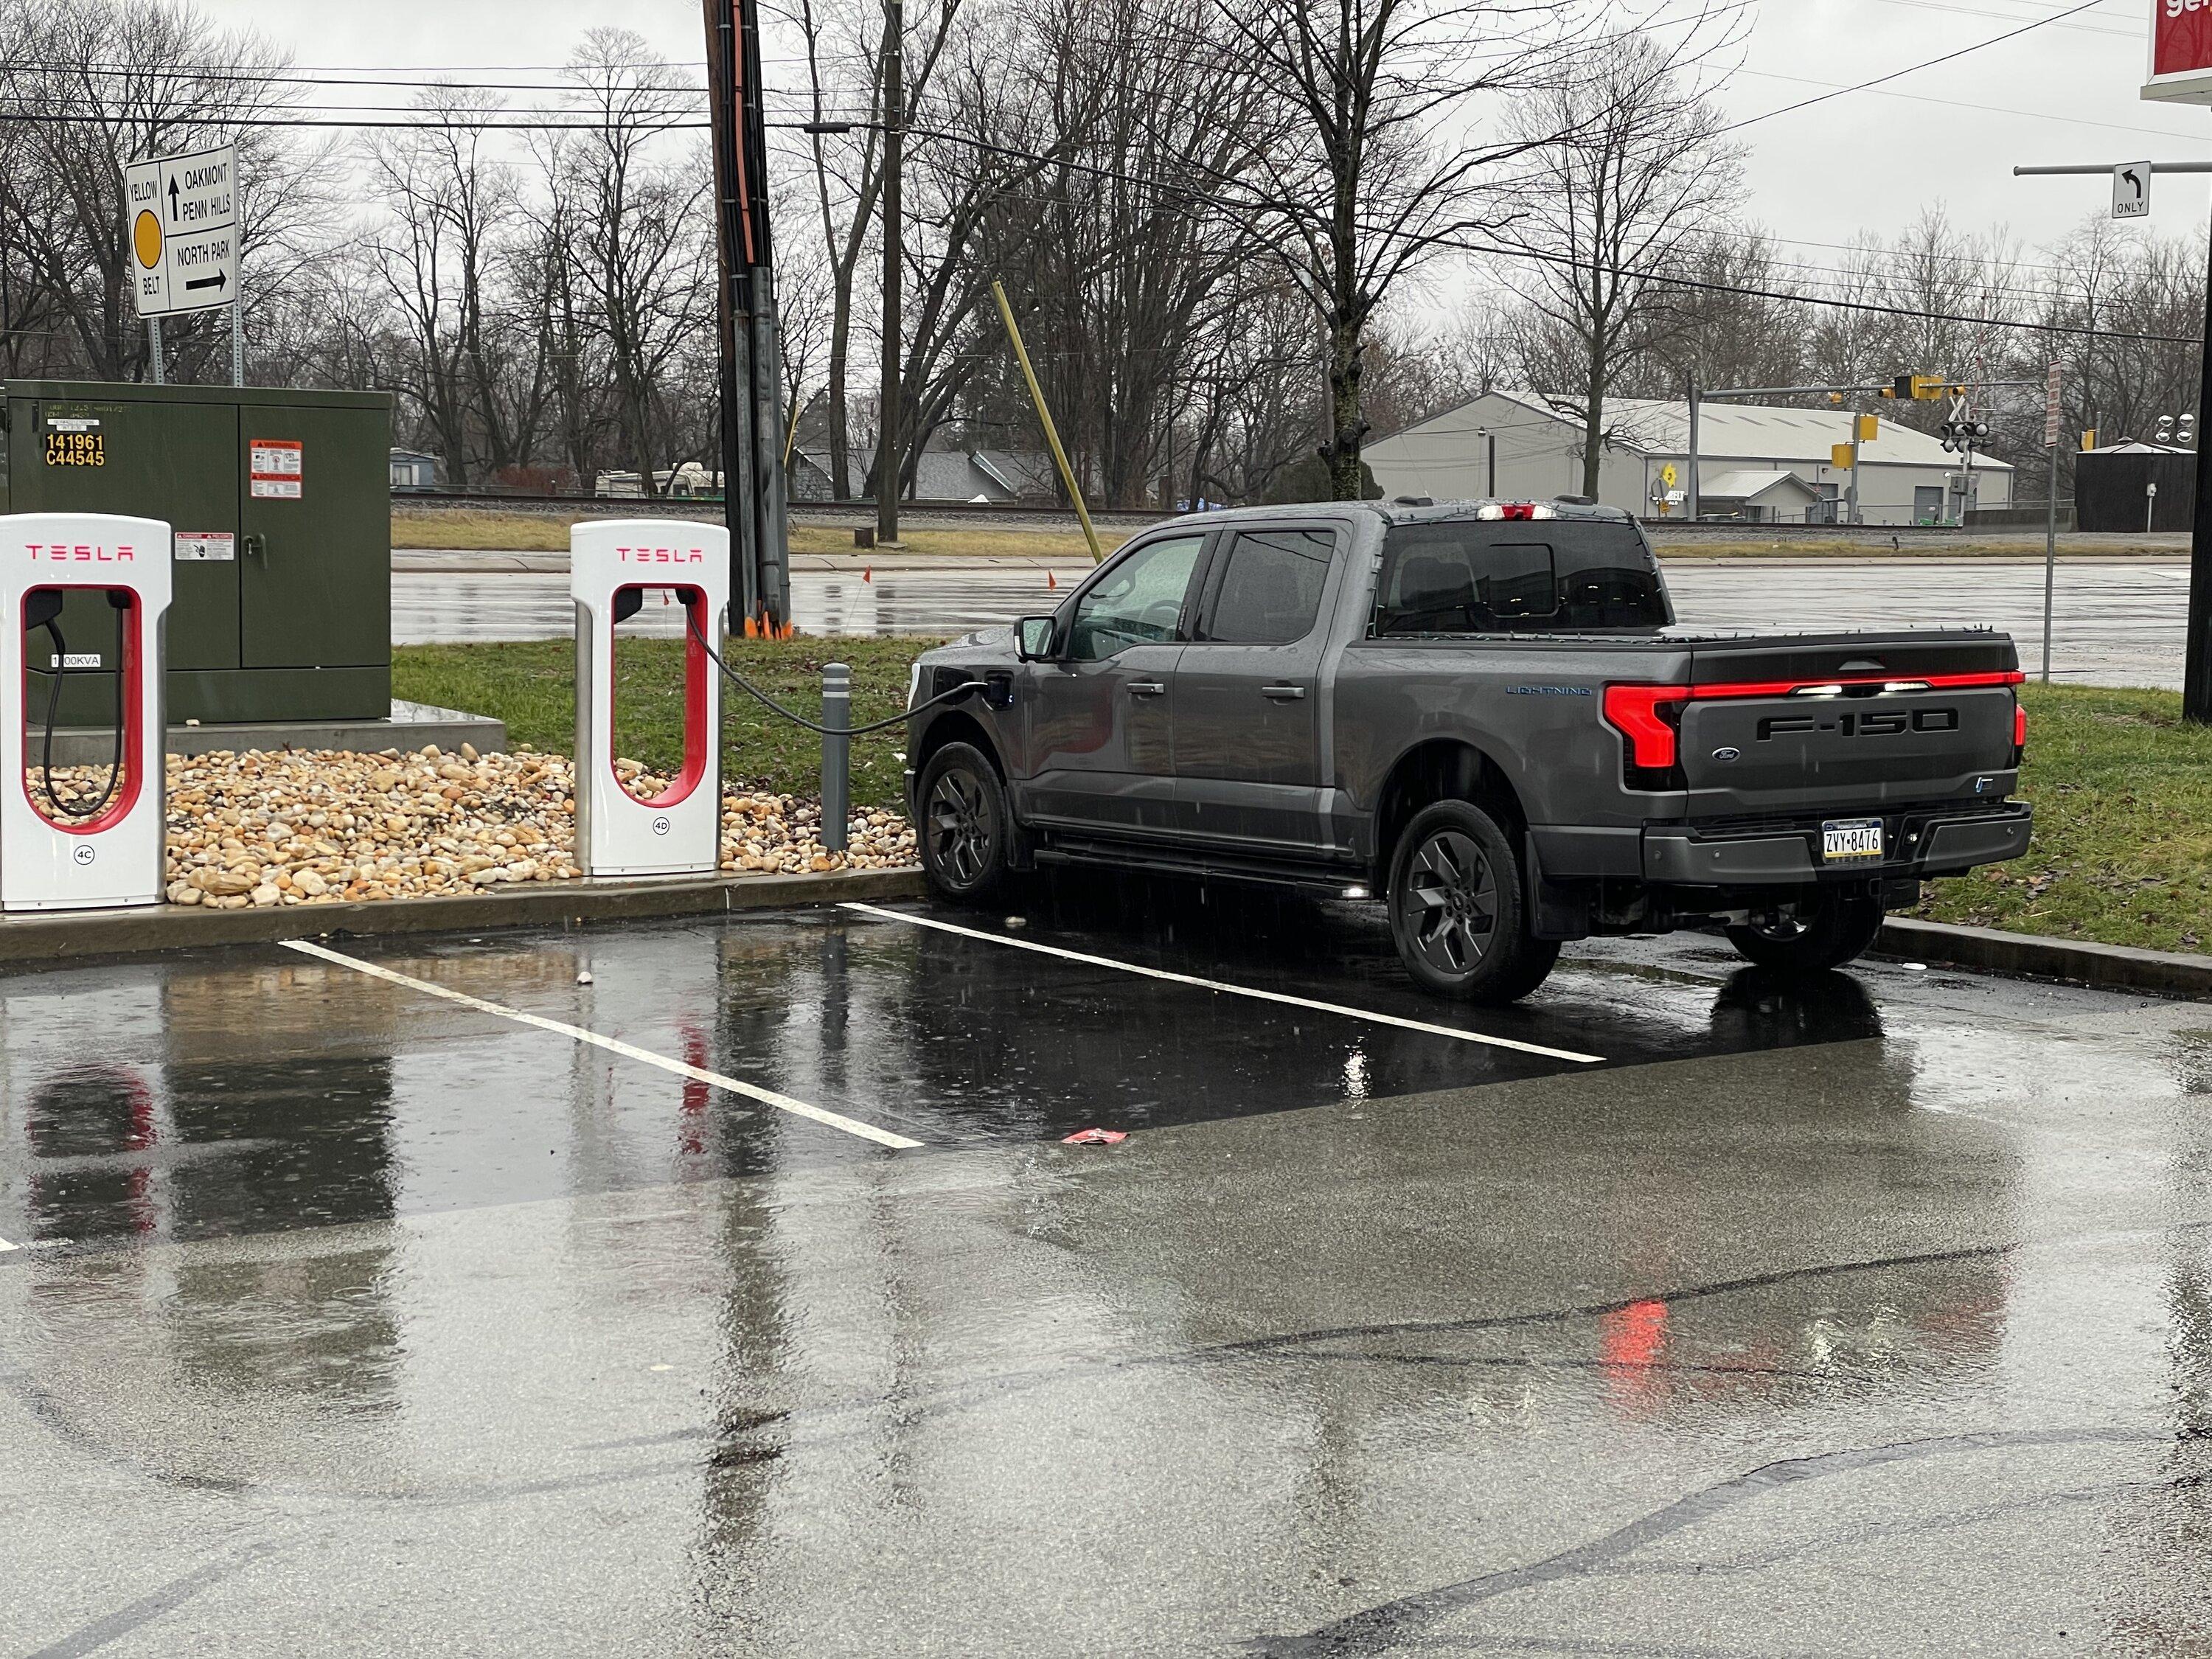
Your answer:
[2148,0,2212,101]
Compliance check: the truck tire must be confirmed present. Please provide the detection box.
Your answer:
[917,742,1011,902]
[1725,894,1885,974]
[1386,799,1559,1004]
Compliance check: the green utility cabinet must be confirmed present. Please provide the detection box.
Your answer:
[0,380,392,724]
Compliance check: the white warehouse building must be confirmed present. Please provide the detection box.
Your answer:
[1364,389,2013,527]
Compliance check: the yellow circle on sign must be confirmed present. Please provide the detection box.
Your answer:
[133,209,162,270]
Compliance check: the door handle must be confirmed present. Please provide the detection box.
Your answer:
[1261,684,1307,700]
[243,534,267,560]
[1127,680,1166,696]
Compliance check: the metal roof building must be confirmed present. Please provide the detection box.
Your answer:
[1365,389,2014,526]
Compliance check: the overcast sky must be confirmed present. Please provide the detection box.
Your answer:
[192,0,2211,263]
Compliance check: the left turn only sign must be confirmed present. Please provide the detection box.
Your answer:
[125,141,238,319]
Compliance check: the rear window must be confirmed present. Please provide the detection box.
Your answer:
[1374,521,1669,635]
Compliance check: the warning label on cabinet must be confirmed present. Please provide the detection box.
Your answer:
[249,439,302,499]
[174,531,236,562]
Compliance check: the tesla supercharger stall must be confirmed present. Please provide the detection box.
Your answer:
[0,512,171,911]
[572,519,731,879]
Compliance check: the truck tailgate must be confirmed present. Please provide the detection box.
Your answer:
[1675,632,2020,812]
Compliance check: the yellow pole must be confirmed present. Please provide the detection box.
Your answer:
[991,279,1104,563]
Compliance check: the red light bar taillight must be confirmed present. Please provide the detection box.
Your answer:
[1601,684,1688,769]
[1602,671,2025,788]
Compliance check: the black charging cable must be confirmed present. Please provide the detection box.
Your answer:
[25,591,128,821]
[682,608,976,736]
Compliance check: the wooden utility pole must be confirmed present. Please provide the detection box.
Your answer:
[877,0,904,547]
[703,0,790,631]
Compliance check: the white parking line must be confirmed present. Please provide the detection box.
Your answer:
[282,939,922,1150]
[0,1236,15,1253]
[843,903,1606,1065]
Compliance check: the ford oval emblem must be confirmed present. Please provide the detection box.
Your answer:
[1711,746,1742,763]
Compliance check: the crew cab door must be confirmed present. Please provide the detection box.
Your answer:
[1018,532,1206,836]
[1169,524,1341,853]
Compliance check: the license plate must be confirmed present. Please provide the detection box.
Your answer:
[1822,818,1884,861]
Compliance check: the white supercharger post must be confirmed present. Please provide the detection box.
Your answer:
[572,519,730,878]
[0,513,171,911]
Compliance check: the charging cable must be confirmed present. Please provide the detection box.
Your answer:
[24,594,125,822]
[683,609,976,735]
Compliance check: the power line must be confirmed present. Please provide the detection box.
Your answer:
[1722,0,2106,132]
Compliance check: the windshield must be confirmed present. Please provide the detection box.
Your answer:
[1374,520,1671,636]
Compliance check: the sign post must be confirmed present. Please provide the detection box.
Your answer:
[125,141,239,383]
[2042,362,2062,683]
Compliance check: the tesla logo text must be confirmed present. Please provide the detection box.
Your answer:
[1756,708,1958,740]
[617,546,705,563]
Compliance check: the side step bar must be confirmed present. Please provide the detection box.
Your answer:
[1034,837,1369,899]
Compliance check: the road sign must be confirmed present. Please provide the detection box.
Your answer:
[125,142,237,319]
[2044,363,2063,448]
[1857,414,1879,442]
[2146,0,2212,104]
[1660,463,1677,489]
[2113,161,2152,219]
[1831,443,1855,470]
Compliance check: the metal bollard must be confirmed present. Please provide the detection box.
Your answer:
[821,661,850,853]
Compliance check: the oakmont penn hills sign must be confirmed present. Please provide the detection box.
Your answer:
[125,142,237,319]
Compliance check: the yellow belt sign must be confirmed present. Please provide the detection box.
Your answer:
[133,209,162,271]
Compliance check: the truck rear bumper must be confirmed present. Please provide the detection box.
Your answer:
[1639,801,2032,885]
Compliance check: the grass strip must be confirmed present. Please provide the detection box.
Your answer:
[394,635,943,811]
[1913,684,2212,954]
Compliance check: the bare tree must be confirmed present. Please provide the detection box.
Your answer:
[1492,27,1742,498]
[0,0,327,381]
[557,31,714,496]
[1222,0,1590,500]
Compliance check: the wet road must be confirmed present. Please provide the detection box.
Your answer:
[395,558,2191,688]
[6,885,2212,1653]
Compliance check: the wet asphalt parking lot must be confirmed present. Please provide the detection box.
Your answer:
[6,884,2212,1655]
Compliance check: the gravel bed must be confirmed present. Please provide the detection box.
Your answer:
[28,744,917,908]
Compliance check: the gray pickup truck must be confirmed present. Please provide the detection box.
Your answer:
[902,498,2031,1003]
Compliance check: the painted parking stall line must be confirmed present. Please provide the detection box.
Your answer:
[843,902,1607,1065]
[282,939,923,1150]
[0,1235,15,1252]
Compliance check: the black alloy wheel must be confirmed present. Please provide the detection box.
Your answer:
[917,742,1009,901]
[1398,825,1499,980]
[1385,799,1558,1004]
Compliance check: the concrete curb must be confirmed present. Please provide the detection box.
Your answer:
[1877,916,2212,1001]
[0,866,926,967]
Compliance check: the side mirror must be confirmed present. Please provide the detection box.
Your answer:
[1015,615,1058,661]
